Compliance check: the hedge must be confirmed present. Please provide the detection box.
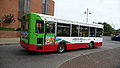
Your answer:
[0,27,15,31]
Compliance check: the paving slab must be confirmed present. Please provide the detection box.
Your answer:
[0,38,19,45]
[58,47,120,68]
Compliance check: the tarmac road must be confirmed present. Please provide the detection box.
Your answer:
[0,36,120,68]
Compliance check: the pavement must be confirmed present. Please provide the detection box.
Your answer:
[0,38,19,45]
[58,47,120,68]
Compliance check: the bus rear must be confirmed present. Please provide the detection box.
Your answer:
[20,13,57,52]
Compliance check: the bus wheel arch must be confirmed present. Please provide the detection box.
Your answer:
[57,42,66,53]
[89,41,94,48]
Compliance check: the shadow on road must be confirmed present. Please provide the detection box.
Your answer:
[19,47,101,55]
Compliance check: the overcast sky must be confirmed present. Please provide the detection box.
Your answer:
[54,0,120,29]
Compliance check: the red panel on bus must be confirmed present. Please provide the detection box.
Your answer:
[20,41,102,52]
[94,42,102,47]
[20,41,58,52]
[66,43,89,50]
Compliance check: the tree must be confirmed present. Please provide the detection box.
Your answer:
[115,29,120,35]
[102,22,115,36]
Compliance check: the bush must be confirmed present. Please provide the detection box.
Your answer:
[103,32,111,36]
[0,27,15,31]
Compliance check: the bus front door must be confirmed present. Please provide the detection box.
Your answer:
[45,22,55,45]
[35,20,45,45]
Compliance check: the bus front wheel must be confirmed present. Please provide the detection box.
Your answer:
[58,43,66,53]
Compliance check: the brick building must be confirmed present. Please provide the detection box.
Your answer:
[19,0,54,19]
[0,0,55,38]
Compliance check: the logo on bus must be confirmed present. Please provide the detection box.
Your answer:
[45,36,55,44]
[72,38,91,42]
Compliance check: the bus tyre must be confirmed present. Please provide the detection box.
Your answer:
[89,42,94,48]
[58,43,66,53]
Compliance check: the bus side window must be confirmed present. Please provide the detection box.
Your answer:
[46,22,55,34]
[36,20,44,33]
[80,26,89,37]
[96,28,103,37]
[57,23,70,37]
[72,25,79,37]
[90,27,95,37]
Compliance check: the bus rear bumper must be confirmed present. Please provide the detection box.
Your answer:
[20,41,58,52]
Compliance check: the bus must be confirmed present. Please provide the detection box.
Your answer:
[20,13,103,53]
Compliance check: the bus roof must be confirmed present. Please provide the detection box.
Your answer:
[33,13,103,28]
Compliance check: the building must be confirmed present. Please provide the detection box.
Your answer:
[0,0,55,28]
[0,0,55,38]
[18,0,54,19]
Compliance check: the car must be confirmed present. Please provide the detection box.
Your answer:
[111,35,120,41]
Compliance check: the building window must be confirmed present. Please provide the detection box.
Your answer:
[25,0,30,13]
[18,0,30,19]
[42,0,50,15]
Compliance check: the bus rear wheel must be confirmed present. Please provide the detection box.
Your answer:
[89,42,94,48]
[58,43,66,53]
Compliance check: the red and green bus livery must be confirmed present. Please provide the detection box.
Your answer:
[20,13,103,53]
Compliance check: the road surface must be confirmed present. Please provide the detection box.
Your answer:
[0,36,120,68]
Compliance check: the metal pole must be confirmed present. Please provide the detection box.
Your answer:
[86,8,88,22]
[84,8,91,22]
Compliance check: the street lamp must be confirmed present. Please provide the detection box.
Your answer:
[84,8,91,22]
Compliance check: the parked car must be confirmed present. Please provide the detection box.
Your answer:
[111,35,120,41]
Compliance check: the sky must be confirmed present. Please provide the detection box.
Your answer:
[54,0,120,29]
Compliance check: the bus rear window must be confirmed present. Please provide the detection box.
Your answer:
[36,20,44,33]
[21,21,28,32]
